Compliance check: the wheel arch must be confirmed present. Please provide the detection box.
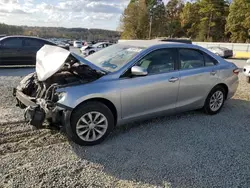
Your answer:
[214,83,229,99]
[71,97,118,125]
[206,83,229,102]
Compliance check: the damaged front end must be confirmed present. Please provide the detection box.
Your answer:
[13,45,105,128]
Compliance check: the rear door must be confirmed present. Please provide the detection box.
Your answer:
[22,38,47,65]
[176,48,220,112]
[0,37,24,65]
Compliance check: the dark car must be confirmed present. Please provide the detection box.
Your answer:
[159,38,192,44]
[0,34,7,39]
[0,36,69,66]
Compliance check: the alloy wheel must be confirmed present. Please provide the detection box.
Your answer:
[209,91,224,112]
[76,111,108,142]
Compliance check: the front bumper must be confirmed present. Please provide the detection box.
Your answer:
[13,88,72,128]
[243,65,250,76]
[13,88,37,108]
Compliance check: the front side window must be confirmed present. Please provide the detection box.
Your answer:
[179,49,204,70]
[1,38,23,48]
[137,49,176,74]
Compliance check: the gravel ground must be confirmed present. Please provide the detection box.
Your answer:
[0,60,250,188]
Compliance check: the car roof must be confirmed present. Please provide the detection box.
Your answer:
[0,35,48,41]
[118,40,197,49]
[94,42,110,45]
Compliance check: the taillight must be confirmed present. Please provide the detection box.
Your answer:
[233,68,240,75]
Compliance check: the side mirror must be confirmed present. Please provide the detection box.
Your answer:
[131,66,148,76]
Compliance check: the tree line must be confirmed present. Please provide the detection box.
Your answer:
[120,0,250,42]
[0,23,120,41]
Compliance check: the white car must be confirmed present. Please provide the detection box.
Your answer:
[80,42,112,56]
[243,59,250,83]
[207,47,233,58]
[73,41,82,48]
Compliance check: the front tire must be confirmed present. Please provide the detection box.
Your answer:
[66,102,114,146]
[204,86,226,115]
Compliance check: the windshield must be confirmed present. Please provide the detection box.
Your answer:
[85,44,144,72]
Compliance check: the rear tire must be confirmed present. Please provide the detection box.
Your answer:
[203,86,226,115]
[66,102,114,146]
[89,51,95,55]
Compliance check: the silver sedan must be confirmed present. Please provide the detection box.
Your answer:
[14,41,239,145]
[207,46,233,58]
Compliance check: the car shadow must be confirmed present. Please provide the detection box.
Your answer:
[70,99,250,187]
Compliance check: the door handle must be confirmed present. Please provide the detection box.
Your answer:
[210,71,217,75]
[168,77,179,83]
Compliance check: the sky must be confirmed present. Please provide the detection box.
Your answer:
[0,0,134,30]
[0,0,170,30]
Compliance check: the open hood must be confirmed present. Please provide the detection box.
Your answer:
[36,45,103,81]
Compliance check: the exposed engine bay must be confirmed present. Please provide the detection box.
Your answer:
[13,45,104,128]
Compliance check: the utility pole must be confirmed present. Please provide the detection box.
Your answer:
[149,5,157,40]
[149,12,153,39]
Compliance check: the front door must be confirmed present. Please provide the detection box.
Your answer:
[120,48,180,120]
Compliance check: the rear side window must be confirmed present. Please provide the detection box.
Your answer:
[23,38,45,48]
[179,49,204,70]
[204,53,218,66]
[1,38,23,48]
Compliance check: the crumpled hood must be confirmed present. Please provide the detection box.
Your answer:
[36,45,70,81]
[36,45,103,81]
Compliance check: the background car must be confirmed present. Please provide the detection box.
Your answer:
[80,42,112,56]
[207,46,233,58]
[0,35,69,66]
[14,41,239,146]
[73,41,82,48]
[159,38,192,44]
[82,41,93,46]
[243,59,250,83]
[0,34,6,39]
[68,40,73,46]
[52,41,70,50]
